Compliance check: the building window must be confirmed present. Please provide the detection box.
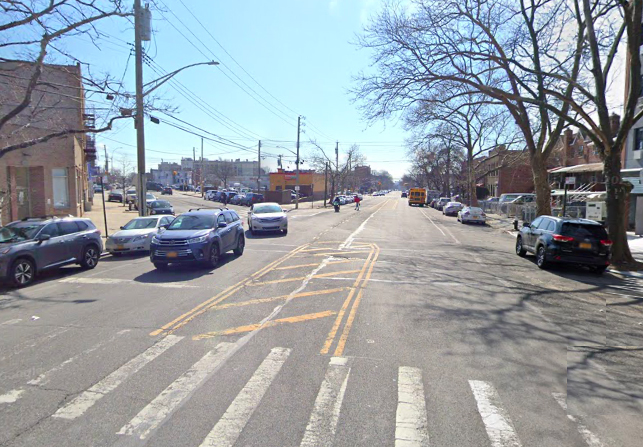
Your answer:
[578,145,584,156]
[635,128,643,151]
[52,168,69,208]
[593,146,599,156]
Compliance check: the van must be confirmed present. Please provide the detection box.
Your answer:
[408,188,426,207]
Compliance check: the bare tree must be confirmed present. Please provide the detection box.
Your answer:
[210,161,235,189]
[308,142,366,194]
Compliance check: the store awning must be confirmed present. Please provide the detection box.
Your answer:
[548,162,603,174]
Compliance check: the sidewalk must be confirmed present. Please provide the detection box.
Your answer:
[85,194,140,238]
[485,213,519,235]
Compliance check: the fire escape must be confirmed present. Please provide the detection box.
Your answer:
[84,110,97,162]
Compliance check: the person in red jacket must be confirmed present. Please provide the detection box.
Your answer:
[354,195,361,211]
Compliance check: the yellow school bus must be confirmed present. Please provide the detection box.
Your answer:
[408,188,426,207]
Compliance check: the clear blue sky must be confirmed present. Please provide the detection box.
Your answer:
[75,0,411,178]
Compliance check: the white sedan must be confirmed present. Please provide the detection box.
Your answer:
[457,206,487,224]
[105,215,174,255]
[248,202,288,235]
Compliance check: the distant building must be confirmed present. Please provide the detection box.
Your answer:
[475,146,533,197]
[0,61,92,222]
[269,169,326,198]
[547,129,605,190]
[150,162,192,186]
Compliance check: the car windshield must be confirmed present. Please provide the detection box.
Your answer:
[123,218,158,230]
[469,207,483,213]
[146,193,155,200]
[561,222,608,239]
[0,223,44,242]
[254,205,282,214]
[167,214,215,230]
[150,201,171,208]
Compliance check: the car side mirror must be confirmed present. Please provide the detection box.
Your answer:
[218,222,227,228]
[37,234,51,242]
[160,224,169,229]
[120,226,125,230]
[522,222,531,228]
[282,209,287,213]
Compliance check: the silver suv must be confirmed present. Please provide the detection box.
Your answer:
[0,216,103,287]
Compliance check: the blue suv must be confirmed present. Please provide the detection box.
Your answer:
[149,208,244,270]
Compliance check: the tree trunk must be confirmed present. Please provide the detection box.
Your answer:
[468,151,478,206]
[531,153,552,217]
[445,149,451,197]
[603,148,636,268]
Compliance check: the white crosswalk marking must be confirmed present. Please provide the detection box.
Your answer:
[300,357,351,447]
[53,335,182,420]
[117,342,235,440]
[396,367,430,447]
[469,380,522,447]
[552,392,605,447]
[199,347,291,447]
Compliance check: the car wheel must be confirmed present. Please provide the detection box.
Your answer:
[536,245,548,269]
[234,235,245,256]
[154,262,168,270]
[208,243,220,268]
[80,245,100,269]
[11,258,35,287]
[516,237,526,257]
[591,265,607,275]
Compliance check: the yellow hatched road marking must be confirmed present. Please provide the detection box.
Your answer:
[210,288,348,311]
[193,311,337,340]
[248,270,363,287]
[311,250,370,257]
[274,259,357,271]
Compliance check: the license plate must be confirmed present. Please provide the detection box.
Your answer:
[166,251,178,258]
[117,245,125,250]
[471,216,478,219]
[579,242,592,249]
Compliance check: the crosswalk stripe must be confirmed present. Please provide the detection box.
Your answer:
[117,342,235,440]
[52,335,183,420]
[199,347,291,447]
[552,392,605,447]
[300,357,351,447]
[468,380,522,447]
[396,367,430,447]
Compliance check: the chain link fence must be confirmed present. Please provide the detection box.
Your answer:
[480,201,587,222]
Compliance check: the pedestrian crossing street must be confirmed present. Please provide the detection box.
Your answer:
[0,334,610,447]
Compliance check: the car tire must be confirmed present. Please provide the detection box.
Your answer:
[207,243,220,268]
[80,244,100,269]
[516,237,526,257]
[154,262,168,270]
[10,258,35,287]
[536,245,548,269]
[234,235,245,256]
[591,265,607,275]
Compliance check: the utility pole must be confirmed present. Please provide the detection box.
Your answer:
[257,140,261,192]
[104,145,109,173]
[295,116,301,209]
[134,0,150,216]
[335,141,339,194]
[200,137,204,197]
[324,161,328,207]
[192,147,196,190]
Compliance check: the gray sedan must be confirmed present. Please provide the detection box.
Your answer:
[105,216,174,255]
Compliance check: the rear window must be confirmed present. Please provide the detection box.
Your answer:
[561,223,608,239]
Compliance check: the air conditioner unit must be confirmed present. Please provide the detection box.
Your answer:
[634,151,643,160]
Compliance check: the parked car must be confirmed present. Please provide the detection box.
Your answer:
[125,188,137,204]
[219,191,237,203]
[242,193,264,206]
[205,190,218,201]
[106,215,174,256]
[457,206,487,224]
[230,194,245,205]
[515,216,611,273]
[435,198,450,211]
[161,187,173,195]
[150,208,245,270]
[0,216,102,287]
[443,202,463,216]
[130,192,157,210]
[401,191,408,198]
[108,190,124,203]
[247,202,288,235]
[146,182,164,192]
[147,200,174,215]
[93,184,103,193]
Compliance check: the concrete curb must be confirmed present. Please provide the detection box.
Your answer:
[607,269,643,279]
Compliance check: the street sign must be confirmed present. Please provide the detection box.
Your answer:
[294,185,300,191]
[565,177,576,185]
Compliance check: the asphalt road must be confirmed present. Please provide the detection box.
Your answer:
[1,193,642,447]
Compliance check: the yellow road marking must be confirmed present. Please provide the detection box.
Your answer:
[299,247,338,253]
[274,259,357,271]
[248,269,363,287]
[150,244,309,336]
[320,247,375,355]
[311,250,370,257]
[193,311,337,340]
[211,288,348,311]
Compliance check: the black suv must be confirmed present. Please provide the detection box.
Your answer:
[0,216,103,287]
[515,216,611,273]
[149,208,244,270]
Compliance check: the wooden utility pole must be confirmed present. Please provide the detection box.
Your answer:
[200,137,204,197]
[257,140,261,192]
[295,116,301,209]
[324,162,328,207]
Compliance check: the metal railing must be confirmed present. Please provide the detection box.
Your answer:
[480,200,588,222]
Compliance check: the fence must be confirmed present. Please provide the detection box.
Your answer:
[479,201,587,222]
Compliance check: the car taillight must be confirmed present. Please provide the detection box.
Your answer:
[600,240,613,247]
[552,234,574,242]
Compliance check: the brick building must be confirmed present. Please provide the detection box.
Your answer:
[0,62,91,223]
[548,129,604,190]
[475,146,533,197]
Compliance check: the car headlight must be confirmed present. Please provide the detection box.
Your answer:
[151,235,161,244]
[132,235,148,242]
[187,235,208,244]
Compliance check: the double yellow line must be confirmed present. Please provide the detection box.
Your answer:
[149,243,309,337]
[320,243,380,356]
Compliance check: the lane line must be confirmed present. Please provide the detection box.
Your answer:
[339,199,389,249]
[210,288,348,311]
[420,209,446,237]
[396,367,430,447]
[0,318,22,326]
[116,342,235,440]
[469,380,522,447]
[0,389,24,404]
[300,357,351,447]
[552,392,604,447]
[53,335,183,420]
[198,347,291,447]
[311,250,371,257]
[274,259,356,271]
[193,311,337,339]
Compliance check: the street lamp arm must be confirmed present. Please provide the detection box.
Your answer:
[276,145,298,157]
[143,61,219,96]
